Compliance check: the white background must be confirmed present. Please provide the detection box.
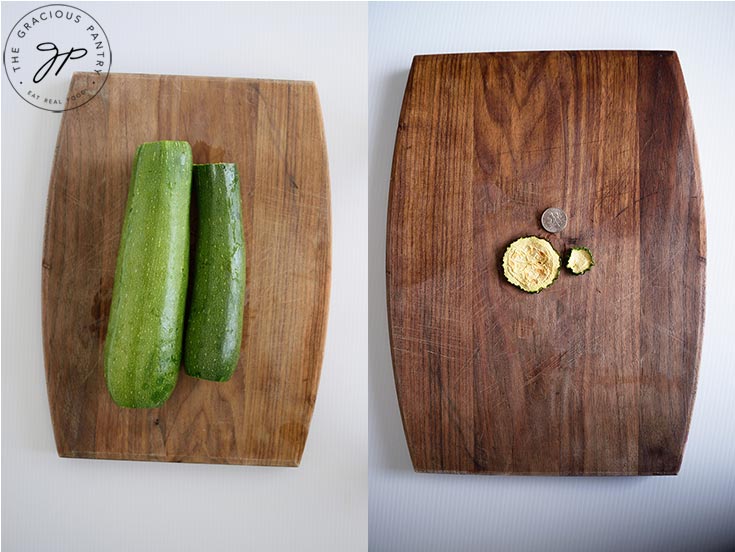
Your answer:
[369,3,735,552]
[1,2,367,551]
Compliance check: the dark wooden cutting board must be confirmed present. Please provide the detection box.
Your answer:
[387,51,705,475]
[43,72,330,465]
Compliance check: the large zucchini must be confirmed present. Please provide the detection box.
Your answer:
[104,141,193,408]
[184,163,246,382]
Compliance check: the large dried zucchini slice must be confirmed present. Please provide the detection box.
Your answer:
[502,236,560,293]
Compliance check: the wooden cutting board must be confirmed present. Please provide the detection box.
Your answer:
[387,51,705,475]
[42,72,330,466]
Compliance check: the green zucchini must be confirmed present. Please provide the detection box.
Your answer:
[566,246,595,275]
[502,236,561,293]
[104,141,193,408]
[183,163,246,382]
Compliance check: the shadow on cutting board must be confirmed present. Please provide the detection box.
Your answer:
[369,68,413,473]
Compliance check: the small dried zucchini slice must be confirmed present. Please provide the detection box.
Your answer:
[566,246,594,275]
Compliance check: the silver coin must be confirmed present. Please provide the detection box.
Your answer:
[541,207,568,233]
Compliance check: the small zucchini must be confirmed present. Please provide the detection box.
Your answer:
[104,141,193,408]
[502,236,560,293]
[566,246,595,275]
[184,163,246,382]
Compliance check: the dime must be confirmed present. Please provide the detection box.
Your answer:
[541,207,568,233]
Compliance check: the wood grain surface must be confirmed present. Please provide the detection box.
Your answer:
[387,51,705,475]
[43,72,331,466]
